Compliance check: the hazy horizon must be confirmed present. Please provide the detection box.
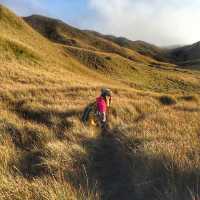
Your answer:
[1,0,200,46]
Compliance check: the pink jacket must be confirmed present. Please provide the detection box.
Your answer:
[96,96,107,113]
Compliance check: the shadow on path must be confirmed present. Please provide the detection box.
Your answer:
[70,127,143,200]
[68,127,200,200]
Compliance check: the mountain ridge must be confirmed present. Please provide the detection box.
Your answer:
[84,30,163,59]
[24,14,200,69]
[23,14,163,65]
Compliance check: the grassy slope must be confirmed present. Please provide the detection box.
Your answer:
[24,15,162,65]
[84,30,163,58]
[64,45,200,93]
[24,14,200,94]
[0,5,199,200]
[86,30,200,69]
[0,6,120,89]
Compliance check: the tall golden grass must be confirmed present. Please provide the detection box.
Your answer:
[0,4,199,200]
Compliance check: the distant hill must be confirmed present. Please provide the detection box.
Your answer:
[23,13,200,92]
[162,41,200,69]
[85,30,200,68]
[24,15,159,64]
[86,30,200,69]
[24,15,98,50]
[84,30,163,59]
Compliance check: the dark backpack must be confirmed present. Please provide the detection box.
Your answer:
[81,102,97,124]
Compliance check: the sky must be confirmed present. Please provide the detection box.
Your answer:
[1,0,200,46]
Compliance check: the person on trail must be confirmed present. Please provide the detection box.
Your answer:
[81,88,112,130]
[96,88,112,128]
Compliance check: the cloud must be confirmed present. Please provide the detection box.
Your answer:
[88,0,200,46]
[2,0,200,46]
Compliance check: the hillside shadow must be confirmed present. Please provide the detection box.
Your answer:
[174,106,200,113]
[8,100,86,179]
[84,129,137,200]
[13,101,82,140]
[66,128,136,200]
[67,128,200,200]
[68,129,153,200]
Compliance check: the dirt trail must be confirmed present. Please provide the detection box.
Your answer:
[83,128,137,200]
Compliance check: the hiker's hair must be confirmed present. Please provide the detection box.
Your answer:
[101,88,111,97]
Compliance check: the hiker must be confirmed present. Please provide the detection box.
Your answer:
[82,88,112,129]
[96,88,112,129]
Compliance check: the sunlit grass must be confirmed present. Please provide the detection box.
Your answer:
[0,4,199,200]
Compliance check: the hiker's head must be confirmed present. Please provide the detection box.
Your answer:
[101,88,112,98]
[101,88,112,107]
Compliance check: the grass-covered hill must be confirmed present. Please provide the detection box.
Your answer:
[85,30,200,70]
[24,14,200,71]
[84,30,163,59]
[162,41,200,69]
[24,14,200,93]
[0,4,200,200]
[24,15,161,64]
